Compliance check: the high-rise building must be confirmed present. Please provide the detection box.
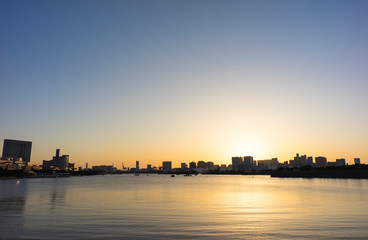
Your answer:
[181,163,188,169]
[207,161,214,170]
[162,161,172,172]
[2,139,32,162]
[197,161,208,169]
[354,158,361,165]
[147,164,152,169]
[257,158,279,170]
[136,161,139,170]
[189,161,196,169]
[307,157,313,166]
[232,157,243,171]
[315,156,327,168]
[300,155,307,166]
[243,156,254,170]
[293,153,300,167]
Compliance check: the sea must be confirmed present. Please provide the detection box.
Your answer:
[1,174,368,239]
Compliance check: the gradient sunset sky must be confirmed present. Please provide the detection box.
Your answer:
[1,0,368,168]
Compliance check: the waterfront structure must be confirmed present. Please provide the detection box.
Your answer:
[25,162,40,171]
[327,161,337,167]
[336,158,346,166]
[292,153,300,167]
[207,161,214,170]
[355,158,361,165]
[257,158,279,170]
[243,156,254,170]
[189,161,196,169]
[219,164,227,172]
[315,156,327,168]
[0,158,26,170]
[162,161,172,172]
[278,161,289,168]
[232,157,243,171]
[91,165,116,173]
[300,155,307,166]
[197,161,208,169]
[42,149,74,171]
[307,157,313,166]
[2,139,32,162]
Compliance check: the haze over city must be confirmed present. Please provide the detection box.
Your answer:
[1,0,368,168]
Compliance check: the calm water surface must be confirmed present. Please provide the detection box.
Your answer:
[1,174,368,239]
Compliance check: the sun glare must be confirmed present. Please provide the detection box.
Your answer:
[227,135,265,159]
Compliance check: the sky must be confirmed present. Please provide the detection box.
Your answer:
[1,0,368,168]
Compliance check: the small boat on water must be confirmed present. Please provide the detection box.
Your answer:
[135,173,139,176]
[171,174,175,177]
[184,174,192,177]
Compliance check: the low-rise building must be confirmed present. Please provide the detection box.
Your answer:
[336,158,346,166]
[92,165,116,173]
[0,158,26,170]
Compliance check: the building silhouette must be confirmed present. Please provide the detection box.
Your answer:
[257,158,279,170]
[292,153,300,167]
[243,156,254,170]
[336,158,346,166]
[136,161,139,170]
[207,161,214,170]
[92,165,116,173]
[197,161,207,169]
[162,161,172,172]
[42,149,74,171]
[300,155,307,166]
[354,158,361,165]
[315,156,327,168]
[232,157,243,171]
[307,156,313,166]
[189,161,196,169]
[2,139,32,162]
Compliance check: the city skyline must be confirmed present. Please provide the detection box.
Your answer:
[0,138,364,169]
[1,0,368,167]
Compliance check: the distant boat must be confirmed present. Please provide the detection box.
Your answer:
[171,174,175,177]
[184,174,191,177]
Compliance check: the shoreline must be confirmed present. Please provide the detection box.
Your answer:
[2,173,368,180]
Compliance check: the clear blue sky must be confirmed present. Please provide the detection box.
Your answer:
[1,0,368,167]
